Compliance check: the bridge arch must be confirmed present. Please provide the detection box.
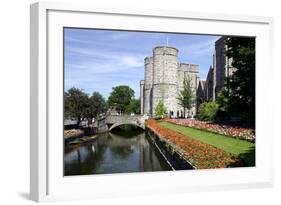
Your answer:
[108,122,145,131]
[97,114,146,133]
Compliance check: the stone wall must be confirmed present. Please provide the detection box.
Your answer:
[213,37,237,100]
[141,46,200,118]
[144,57,153,116]
[106,114,146,130]
[146,127,194,170]
[205,66,214,101]
[197,80,206,109]
[152,46,179,117]
[178,63,199,116]
[215,37,226,96]
[152,84,178,117]
[140,80,145,115]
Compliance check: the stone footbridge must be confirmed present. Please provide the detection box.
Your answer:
[98,114,147,132]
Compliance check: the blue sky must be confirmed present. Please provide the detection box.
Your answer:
[64,28,221,99]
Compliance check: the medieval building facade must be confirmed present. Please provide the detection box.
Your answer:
[197,36,236,106]
[140,46,200,118]
[207,37,236,101]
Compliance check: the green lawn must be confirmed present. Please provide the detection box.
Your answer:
[158,121,255,165]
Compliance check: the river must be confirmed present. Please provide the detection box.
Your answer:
[64,129,172,175]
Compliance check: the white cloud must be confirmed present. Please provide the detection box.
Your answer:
[68,45,143,61]
[109,32,131,40]
[64,32,138,51]
[179,37,220,58]
[64,45,145,98]
[119,56,143,67]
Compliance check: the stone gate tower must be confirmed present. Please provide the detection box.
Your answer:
[140,46,200,118]
[152,46,179,117]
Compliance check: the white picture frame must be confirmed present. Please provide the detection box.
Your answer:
[30,2,274,202]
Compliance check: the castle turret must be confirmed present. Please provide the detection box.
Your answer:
[178,63,200,89]
[140,80,145,115]
[152,46,179,117]
[178,63,200,117]
[144,57,153,116]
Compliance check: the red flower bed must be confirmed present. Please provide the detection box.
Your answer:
[146,119,241,169]
[164,118,255,142]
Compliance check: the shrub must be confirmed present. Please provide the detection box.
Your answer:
[198,102,218,121]
[154,100,167,119]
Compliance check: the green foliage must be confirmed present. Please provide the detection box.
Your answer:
[215,88,230,120]
[64,87,89,124]
[85,92,107,119]
[64,87,107,125]
[198,102,219,121]
[107,85,135,113]
[125,99,140,114]
[224,37,255,125]
[177,76,195,116]
[154,100,167,119]
[216,88,229,112]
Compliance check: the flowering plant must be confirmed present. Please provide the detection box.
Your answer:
[146,119,242,169]
[164,118,255,142]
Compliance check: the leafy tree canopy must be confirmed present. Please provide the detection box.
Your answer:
[125,99,140,114]
[85,92,107,119]
[177,76,195,116]
[64,87,89,124]
[64,88,107,126]
[107,85,135,113]
[224,37,255,124]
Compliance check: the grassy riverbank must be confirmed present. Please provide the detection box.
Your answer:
[158,121,255,166]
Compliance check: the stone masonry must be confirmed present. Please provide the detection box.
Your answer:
[213,37,236,101]
[192,36,239,113]
[140,46,200,118]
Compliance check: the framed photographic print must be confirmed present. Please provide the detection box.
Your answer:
[30,2,274,202]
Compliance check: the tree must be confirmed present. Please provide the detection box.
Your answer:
[198,102,218,121]
[64,87,89,125]
[84,92,107,124]
[154,100,167,119]
[125,99,140,114]
[90,92,107,117]
[107,85,135,113]
[224,37,255,125]
[177,76,195,117]
[215,87,230,121]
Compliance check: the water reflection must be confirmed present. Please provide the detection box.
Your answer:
[64,130,171,175]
